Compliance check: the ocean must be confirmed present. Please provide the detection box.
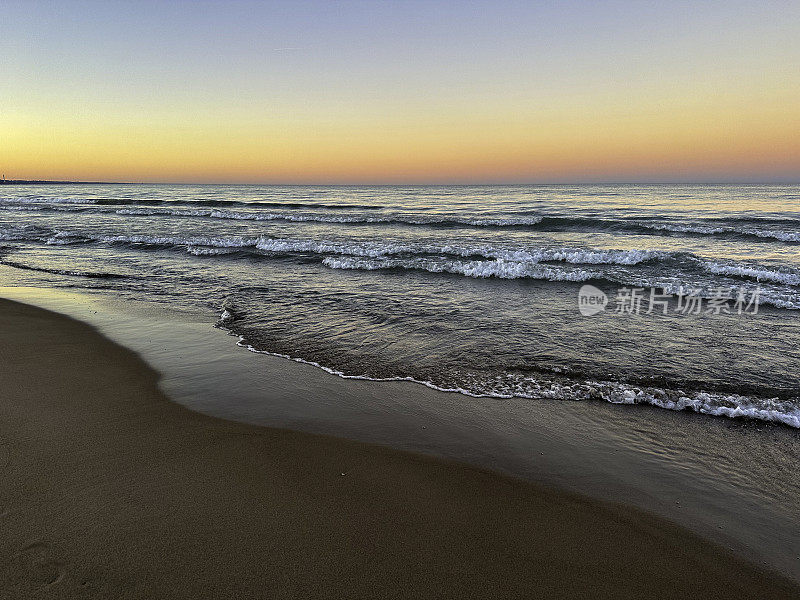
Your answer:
[1,183,799,427]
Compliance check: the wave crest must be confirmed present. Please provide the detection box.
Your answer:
[322,256,600,281]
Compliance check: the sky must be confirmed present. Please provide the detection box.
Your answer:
[1,0,799,184]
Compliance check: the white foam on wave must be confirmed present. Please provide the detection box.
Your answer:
[200,208,545,227]
[216,309,800,428]
[742,228,800,242]
[640,222,727,235]
[45,231,89,245]
[255,237,408,257]
[186,246,241,256]
[0,196,96,205]
[322,255,599,281]
[535,378,800,428]
[116,207,206,217]
[457,216,544,226]
[99,234,259,248]
[639,391,800,427]
[518,247,662,265]
[703,263,800,286]
[640,221,800,242]
[256,239,663,265]
[112,205,546,227]
[0,225,46,242]
[87,230,668,267]
[0,232,27,241]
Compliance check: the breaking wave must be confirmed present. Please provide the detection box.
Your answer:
[217,309,800,428]
[703,263,800,286]
[322,256,600,281]
[0,226,668,265]
[3,225,799,307]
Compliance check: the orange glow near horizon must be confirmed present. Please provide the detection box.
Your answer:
[2,2,799,183]
[6,89,798,183]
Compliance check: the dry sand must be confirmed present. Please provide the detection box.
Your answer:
[0,298,796,599]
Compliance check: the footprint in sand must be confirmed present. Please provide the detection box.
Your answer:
[9,540,69,591]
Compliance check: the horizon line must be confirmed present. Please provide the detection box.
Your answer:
[2,179,799,186]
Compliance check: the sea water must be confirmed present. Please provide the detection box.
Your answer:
[1,183,798,426]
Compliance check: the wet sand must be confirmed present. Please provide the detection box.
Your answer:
[1,298,797,599]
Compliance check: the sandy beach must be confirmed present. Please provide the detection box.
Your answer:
[4,0,799,595]
[0,297,796,599]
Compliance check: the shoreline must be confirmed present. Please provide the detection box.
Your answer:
[2,296,798,598]
[2,283,800,584]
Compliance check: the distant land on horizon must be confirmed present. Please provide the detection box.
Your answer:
[0,179,108,185]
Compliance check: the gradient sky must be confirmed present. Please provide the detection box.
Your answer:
[2,0,799,183]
